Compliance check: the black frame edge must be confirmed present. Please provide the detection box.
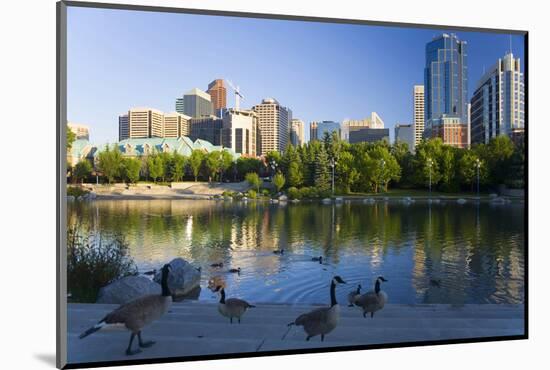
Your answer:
[57,1,529,368]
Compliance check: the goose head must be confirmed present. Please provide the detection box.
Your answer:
[375,276,387,294]
[332,275,347,285]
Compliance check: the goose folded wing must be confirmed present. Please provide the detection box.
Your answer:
[295,307,329,325]
[356,293,380,307]
[103,295,161,324]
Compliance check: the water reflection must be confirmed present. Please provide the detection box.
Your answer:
[68,199,524,305]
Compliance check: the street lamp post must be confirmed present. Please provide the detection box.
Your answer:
[380,159,385,193]
[330,157,337,195]
[427,158,433,196]
[475,158,481,196]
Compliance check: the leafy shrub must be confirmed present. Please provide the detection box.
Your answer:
[287,186,300,200]
[261,189,270,196]
[67,224,137,302]
[247,189,257,199]
[67,186,89,198]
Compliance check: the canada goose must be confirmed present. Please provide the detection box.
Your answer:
[228,267,241,274]
[79,264,173,356]
[312,256,323,264]
[210,262,223,268]
[287,276,346,341]
[214,286,255,323]
[273,249,284,255]
[355,276,388,318]
[347,284,362,307]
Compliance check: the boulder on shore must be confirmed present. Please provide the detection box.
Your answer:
[278,194,288,202]
[96,275,161,304]
[154,258,201,297]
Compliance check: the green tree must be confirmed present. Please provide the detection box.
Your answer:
[168,152,186,182]
[205,151,221,182]
[97,144,123,184]
[67,126,76,151]
[189,150,204,182]
[245,172,261,193]
[219,150,234,181]
[335,150,359,194]
[314,146,331,192]
[236,157,262,180]
[287,161,304,188]
[413,138,443,189]
[73,160,92,183]
[121,157,141,184]
[486,135,514,184]
[147,154,164,183]
[273,172,286,192]
[458,151,486,191]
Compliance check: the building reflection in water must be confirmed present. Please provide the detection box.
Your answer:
[68,199,525,304]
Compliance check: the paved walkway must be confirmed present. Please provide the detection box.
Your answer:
[67,302,524,364]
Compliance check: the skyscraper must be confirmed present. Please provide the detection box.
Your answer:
[252,98,291,155]
[309,121,318,142]
[424,33,468,147]
[425,34,468,123]
[222,109,257,156]
[68,122,90,140]
[118,108,164,141]
[290,119,304,146]
[207,79,227,112]
[395,124,415,152]
[188,116,223,145]
[176,88,213,118]
[312,121,341,141]
[342,113,385,141]
[164,112,191,138]
[470,53,525,145]
[413,85,425,147]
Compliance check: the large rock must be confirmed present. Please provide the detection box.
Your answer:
[154,258,201,297]
[96,275,161,304]
[278,194,288,202]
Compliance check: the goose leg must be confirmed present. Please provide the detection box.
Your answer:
[125,333,142,356]
[371,312,374,319]
[238,317,241,324]
[230,317,233,324]
[348,304,354,307]
[363,311,367,318]
[138,331,155,348]
[321,334,325,342]
[306,336,311,341]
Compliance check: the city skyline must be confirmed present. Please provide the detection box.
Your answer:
[67,7,525,146]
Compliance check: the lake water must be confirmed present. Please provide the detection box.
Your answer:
[68,199,525,305]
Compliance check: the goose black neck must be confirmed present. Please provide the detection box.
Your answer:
[219,288,226,304]
[375,280,381,295]
[161,269,171,297]
[330,280,337,307]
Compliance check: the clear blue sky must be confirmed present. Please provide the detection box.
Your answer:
[67,6,525,144]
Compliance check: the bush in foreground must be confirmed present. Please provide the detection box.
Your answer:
[67,224,137,302]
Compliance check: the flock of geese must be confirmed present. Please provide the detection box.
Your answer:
[79,261,389,356]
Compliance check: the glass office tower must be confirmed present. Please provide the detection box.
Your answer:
[424,34,468,124]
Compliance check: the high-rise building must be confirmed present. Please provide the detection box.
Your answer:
[348,128,390,144]
[425,33,468,123]
[164,112,191,138]
[176,88,213,118]
[252,98,291,155]
[424,33,468,147]
[426,115,468,148]
[413,85,425,147]
[118,108,164,141]
[207,79,227,112]
[470,53,525,145]
[342,113,385,141]
[68,122,90,140]
[394,124,415,151]
[222,109,257,156]
[290,119,304,146]
[310,121,318,142]
[311,121,341,141]
[188,115,223,145]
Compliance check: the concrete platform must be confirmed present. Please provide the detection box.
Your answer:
[67,301,524,364]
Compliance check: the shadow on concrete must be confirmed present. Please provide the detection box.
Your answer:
[34,353,56,367]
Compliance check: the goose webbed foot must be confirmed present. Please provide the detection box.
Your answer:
[126,348,142,356]
[348,304,354,307]
[306,336,311,341]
